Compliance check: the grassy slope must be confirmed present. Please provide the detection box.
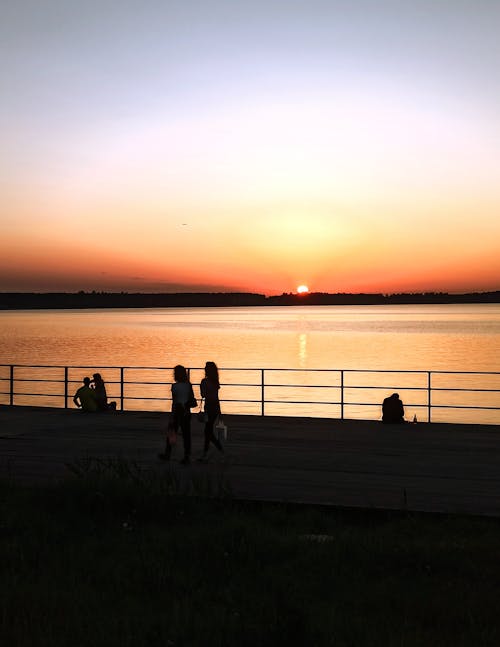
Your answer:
[1,462,499,647]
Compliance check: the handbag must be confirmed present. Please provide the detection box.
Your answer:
[215,416,228,441]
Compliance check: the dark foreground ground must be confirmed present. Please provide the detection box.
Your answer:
[2,406,500,516]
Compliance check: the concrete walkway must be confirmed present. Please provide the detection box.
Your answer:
[1,405,500,516]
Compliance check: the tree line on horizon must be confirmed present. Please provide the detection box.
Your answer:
[1,290,499,309]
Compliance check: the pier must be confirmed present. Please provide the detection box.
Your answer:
[1,405,500,517]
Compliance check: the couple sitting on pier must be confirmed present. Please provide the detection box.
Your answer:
[73,373,117,412]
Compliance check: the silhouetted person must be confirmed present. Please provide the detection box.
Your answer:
[90,373,116,411]
[159,365,194,464]
[198,361,224,462]
[73,376,98,412]
[382,392,405,423]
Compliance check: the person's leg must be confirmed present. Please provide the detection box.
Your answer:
[181,413,191,463]
[159,416,175,460]
[158,430,173,460]
[205,412,223,453]
[203,416,213,455]
[210,425,224,452]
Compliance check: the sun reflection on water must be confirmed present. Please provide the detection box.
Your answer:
[298,333,308,367]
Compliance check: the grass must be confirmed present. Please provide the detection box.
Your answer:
[1,459,500,647]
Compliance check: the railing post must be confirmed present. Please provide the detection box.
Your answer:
[261,369,265,416]
[10,365,14,406]
[427,371,432,423]
[64,367,68,408]
[120,367,124,411]
[340,370,344,420]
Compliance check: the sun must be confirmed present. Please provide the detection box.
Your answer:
[296,285,309,294]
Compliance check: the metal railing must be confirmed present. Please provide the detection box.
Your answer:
[1,364,499,424]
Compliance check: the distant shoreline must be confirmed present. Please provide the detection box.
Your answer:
[1,290,499,310]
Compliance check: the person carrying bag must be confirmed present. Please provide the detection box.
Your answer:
[197,361,224,462]
[158,364,196,464]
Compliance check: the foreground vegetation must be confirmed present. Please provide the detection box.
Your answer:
[1,458,499,647]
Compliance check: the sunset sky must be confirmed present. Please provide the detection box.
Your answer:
[1,1,499,295]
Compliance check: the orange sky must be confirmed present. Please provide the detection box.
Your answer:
[1,2,499,295]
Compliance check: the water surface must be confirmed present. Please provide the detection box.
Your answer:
[1,304,499,422]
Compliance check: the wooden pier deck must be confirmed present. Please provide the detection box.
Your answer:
[1,405,500,517]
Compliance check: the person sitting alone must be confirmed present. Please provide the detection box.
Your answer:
[382,392,405,424]
[73,376,98,412]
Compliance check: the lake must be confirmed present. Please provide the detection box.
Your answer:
[1,304,499,423]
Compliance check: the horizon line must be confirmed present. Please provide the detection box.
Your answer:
[1,289,499,297]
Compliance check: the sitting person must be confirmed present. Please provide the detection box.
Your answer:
[73,376,98,412]
[382,392,405,423]
[90,373,116,411]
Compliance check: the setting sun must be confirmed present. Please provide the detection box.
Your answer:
[1,3,499,297]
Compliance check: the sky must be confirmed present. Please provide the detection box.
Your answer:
[1,0,499,295]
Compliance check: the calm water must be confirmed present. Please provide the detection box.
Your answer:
[1,304,499,422]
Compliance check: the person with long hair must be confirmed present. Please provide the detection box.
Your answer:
[90,373,117,411]
[159,364,194,464]
[198,361,224,461]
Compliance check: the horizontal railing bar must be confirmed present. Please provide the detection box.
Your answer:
[2,363,499,376]
[218,399,262,404]
[7,381,500,390]
[229,400,341,406]
[120,396,169,401]
[57,381,500,395]
[9,379,67,384]
[6,381,500,391]
[345,386,427,391]
[115,381,172,386]
[257,384,340,389]
[339,385,500,393]
[425,387,500,393]
[10,393,61,398]
[426,404,500,411]
[269,400,411,407]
